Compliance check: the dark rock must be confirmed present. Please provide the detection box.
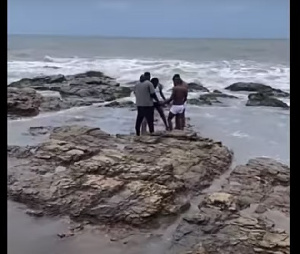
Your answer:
[187,98,213,106]
[8,71,132,116]
[199,92,238,100]
[187,82,210,92]
[25,209,44,217]
[7,87,42,117]
[104,100,135,108]
[28,126,53,136]
[225,82,289,98]
[246,93,289,109]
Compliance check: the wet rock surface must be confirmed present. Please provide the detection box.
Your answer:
[246,93,289,109]
[8,87,43,117]
[103,100,135,108]
[187,91,236,106]
[8,125,233,227]
[168,157,290,254]
[187,83,210,92]
[225,82,289,98]
[8,71,132,116]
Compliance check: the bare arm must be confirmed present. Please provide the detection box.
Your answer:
[159,84,166,100]
[148,82,159,103]
[164,88,175,104]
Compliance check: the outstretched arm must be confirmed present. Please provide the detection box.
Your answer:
[164,88,174,104]
[159,84,166,100]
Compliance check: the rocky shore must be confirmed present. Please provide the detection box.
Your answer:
[7,124,290,253]
[7,73,289,119]
[7,70,290,254]
[8,71,132,117]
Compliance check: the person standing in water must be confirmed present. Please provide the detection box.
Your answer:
[163,74,188,130]
[134,74,160,136]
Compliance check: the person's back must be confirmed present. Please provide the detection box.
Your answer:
[134,80,155,107]
[172,85,188,105]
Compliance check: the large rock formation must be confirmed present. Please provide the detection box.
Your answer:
[7,126,233,227]
[168,157,290,254]
[246,93,289,109]
[8,71,132,116]
[7,87,43,117]
[187,83,210,93]
[225,82,289,98]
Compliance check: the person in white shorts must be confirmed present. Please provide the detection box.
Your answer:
[163,75,188,131]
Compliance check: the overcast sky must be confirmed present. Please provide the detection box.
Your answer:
[8,0,289,39]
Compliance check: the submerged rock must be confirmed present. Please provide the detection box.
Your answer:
[225,82,289,98]
[187,91,236,106]
[7,87,43,117]
[8,125,232,227]
[168,157,290,254]
[246,93,289,109]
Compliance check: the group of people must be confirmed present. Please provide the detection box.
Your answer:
[133,72,188,136]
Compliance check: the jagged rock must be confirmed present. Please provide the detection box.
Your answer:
[7,87,43,117]
[187,91,236,106]
[246,93,289,109]
[8,71,132,115]
[200,92,238,100]
[187,82,210,92]
[28,126,53,136]
[8,125,233,227]
[104,100,135,108]
[225,82,289,98]
[167,157,290,254]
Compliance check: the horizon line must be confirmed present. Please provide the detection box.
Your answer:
[7,33,289,41]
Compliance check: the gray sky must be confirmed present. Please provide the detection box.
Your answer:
[8,0,289,39]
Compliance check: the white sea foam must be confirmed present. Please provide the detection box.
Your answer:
[8,57,290,97]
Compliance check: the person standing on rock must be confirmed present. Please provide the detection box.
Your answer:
[150,77,169,130]
[172,74,188,129]
[163,74,188,130]
[134,74,160,136]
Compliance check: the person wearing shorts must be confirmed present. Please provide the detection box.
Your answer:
[163,75,188,131]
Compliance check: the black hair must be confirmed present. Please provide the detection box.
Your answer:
[151,78,159,86]
[172,74,181,80]
[144,72,151,80]
[139,74,145,82]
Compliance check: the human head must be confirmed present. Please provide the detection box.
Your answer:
[144,72,151,81]
[151,78,159,88]
[139,74,145,82]
[172,74,182,86]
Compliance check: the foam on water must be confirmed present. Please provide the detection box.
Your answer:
[8,56,290,96]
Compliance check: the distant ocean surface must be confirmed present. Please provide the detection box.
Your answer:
[7,35,290,96]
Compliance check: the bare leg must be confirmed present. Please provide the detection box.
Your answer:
[155,105,169,130]
[167,112,175,131]
[175,115,180,130]
[178,113,184,130]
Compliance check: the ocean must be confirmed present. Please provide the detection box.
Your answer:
[7,35,290,254]
[8,35,289,93]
